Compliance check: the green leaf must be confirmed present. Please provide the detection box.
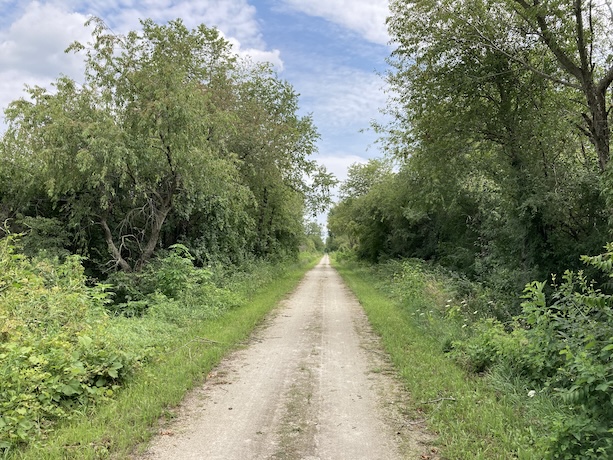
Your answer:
[60,380,81,396]
[78,335,93,348]
[596,383,610,392]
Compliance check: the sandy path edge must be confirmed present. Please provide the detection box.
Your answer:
[133,255,438,460]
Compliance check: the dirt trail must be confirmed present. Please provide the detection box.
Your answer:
[138,255,436,460]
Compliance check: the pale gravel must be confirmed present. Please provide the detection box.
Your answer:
[135,255,437,460]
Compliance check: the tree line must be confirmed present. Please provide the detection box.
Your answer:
[328,2,613,455]
[329,0,613,304]
[0,18,332,275]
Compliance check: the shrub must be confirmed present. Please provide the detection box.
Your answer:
[0,236,139,452]
[453,244,613,459]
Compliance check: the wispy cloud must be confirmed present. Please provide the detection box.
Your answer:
[280,0,390,45]
[298,66,388,131]
[0,0,283,127]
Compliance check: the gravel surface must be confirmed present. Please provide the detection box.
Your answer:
[137,255,437,460]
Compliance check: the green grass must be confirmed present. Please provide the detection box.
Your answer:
[333,257,539,460]
[9,254,321,460]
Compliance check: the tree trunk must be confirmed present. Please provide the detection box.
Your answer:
[135,203,172,271]
[583,82,610,172]
[101,217,132,272]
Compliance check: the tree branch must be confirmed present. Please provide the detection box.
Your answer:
[462,14,581,90]
[100,216,132,271]
[514,0,583,80]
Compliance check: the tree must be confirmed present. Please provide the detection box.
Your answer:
[4,18,243,271]
[2,18,332,270]
[303,221,325,252]
[335,0,609,292]
[388,0,613,172]
[226,62,335,257]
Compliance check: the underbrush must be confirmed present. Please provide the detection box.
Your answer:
[0,236,137,451]
[337,251,613,459]
[0,234,320,457]
[452,245,613,459]
[333,256,544,459]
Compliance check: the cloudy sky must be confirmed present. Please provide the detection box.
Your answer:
[0,0,392,224]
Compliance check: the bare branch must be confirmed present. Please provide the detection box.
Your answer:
[100,217,132,271]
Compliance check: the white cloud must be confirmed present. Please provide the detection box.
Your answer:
[0,0,284,130]
[317,152,367,184]
[0,2,91,78]
[102,0,264,47]
[81,0,283,67]
[0,2,93,124]
[299,66,388,131]
[281,0,390,45]
[227,37,284,70]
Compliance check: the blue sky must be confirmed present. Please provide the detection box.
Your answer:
[0,0,392,224]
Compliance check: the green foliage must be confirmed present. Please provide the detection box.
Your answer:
[333,256,542,458]
[302,221,325,252]
[1,18,331,273]
[0,236,138,452]
[452,244,613,458]
[7,252,320,459]
[106,244,242,321]
[327,0,606,311]
[0,230,318,455]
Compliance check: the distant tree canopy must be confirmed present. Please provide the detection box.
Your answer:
[0,18,334,273]
[329,0,612,301]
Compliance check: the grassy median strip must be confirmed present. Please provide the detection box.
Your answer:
[11,255,320,460]
[333,258,538,460]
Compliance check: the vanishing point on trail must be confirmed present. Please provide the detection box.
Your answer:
[139,255,433,460]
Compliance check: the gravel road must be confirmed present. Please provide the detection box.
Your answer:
[138,255,436,460]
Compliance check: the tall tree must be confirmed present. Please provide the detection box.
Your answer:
[388,0,613,172]
[4,19,243,271]
[336,0,609,288]
[2,18,331,270]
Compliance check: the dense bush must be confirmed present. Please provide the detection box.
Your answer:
[452,244,613,459]
[0,235,318,454]
[0,236,139,451]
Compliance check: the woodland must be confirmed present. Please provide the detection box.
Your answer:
[327,0,613,457]
[4,0,613,457]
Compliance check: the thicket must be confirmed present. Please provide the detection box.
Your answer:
[342,254,613,457]
[329,0,613,308]
[0,18,334,276]
[451,245,613,459]
[0,235,135,450]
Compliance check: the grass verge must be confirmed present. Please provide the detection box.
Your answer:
[9,254,321,460]
[333,257,539,460]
